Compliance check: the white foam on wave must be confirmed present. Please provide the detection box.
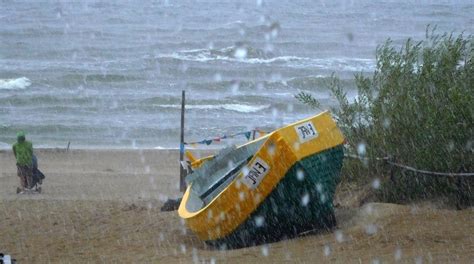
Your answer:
[153,146,179,150]
[158,48,375,72]
[287,57,376,72]
[0,77,32,90]
[159,103,270,113]
[286,74,328,82]
[158,50,303,64]
[223,20,243,26]
[0,141,11,149]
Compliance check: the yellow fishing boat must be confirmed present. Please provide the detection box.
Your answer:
[178,111,345,248]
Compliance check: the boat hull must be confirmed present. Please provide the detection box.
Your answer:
[205,145,344,248]
[178,111,345,248]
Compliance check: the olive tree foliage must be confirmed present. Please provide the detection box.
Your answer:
[297,28,473,201]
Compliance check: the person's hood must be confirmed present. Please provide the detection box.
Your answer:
[16,131,26,142]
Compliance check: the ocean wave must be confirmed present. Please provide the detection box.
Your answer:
[184,75,356,93]
[159,51,296,64]
[62,73,139,83]
[286,75,356,89]
[157,46,375,72]
[157,45,273,62]
[0,94,94,106]
[0,77,31,90]
[159,103,270,113]
[222,20,244,27]
[287,57,375,72]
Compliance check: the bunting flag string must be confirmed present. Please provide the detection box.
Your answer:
[184,129,268,146]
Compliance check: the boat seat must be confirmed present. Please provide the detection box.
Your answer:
[186,190,205,212]
[200,156,252,202]
[185,139,265,212]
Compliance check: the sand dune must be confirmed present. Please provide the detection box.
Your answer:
[1,149,473,263]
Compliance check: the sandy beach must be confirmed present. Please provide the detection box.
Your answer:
[1,149,473,263]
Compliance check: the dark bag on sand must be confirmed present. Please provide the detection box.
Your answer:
[32,154,45,184]
[34,168,45,180]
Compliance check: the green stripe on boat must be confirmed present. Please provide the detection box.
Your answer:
[206,145,344,248]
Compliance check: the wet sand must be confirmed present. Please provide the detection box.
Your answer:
[1,149,473,263]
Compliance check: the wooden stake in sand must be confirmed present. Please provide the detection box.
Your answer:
[161,91,186,211]
[179,90,186,192]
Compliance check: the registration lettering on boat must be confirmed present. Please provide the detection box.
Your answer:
[242,157,270,189]
[295,121,318,143]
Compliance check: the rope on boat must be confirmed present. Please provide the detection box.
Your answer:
[184,129,267,146]
[344,153,474,177]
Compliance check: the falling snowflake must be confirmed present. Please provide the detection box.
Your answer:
[214,73,222,82]
[255,216,265,227]
[372,258,381,264]
[261,244,269,256]
[231,81,240,94]
[335,230,344,243]
[234,48,247,59]
[357,142,366,156]
[394,247,402,261]
[365,224,378,235]
[323,244,331,256]
[301,193,310,206]
[242,166,249,176]
[372,178,381,189]
[296,169,305,181]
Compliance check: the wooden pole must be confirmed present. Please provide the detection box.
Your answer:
[179,90,186,192]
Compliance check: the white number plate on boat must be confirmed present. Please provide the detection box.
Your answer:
[295,121,318,143]
[242,157,270,189]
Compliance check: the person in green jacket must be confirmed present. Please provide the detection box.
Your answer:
[12,131,33,191]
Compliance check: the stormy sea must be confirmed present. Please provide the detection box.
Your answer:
[1,0,472,148]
